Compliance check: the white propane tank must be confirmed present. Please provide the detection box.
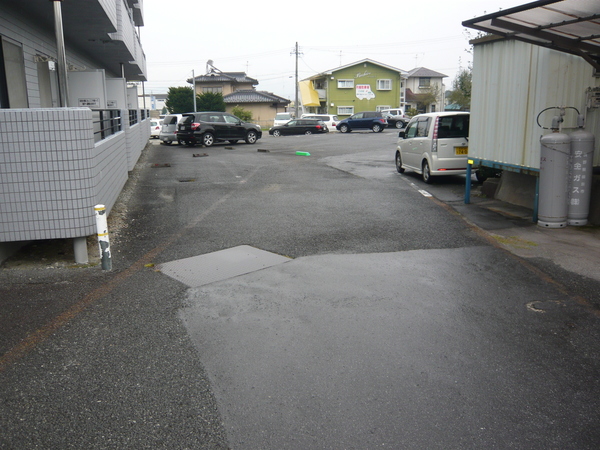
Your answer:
[568,126,595,226]
[538,130,571,228]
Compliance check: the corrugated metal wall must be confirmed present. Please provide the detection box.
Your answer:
[470,39,600,169]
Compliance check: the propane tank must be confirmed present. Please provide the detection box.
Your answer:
[538,120,570,228]
[568,115,595,226]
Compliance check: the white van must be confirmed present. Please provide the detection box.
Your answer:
[380,108,410,128]
[273,112,293,127]
[301,114,339,130]
[159,114,183,145]
[395,112,469,183]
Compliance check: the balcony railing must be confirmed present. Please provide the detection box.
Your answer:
[92,109,122,143]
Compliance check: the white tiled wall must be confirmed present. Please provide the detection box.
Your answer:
[0,108,148,243]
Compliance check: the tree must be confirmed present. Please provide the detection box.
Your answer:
[447,67,472,111]
[232,105,252,122]
[415,85,441,113]
[165,86,194,114]
[196,92,226,112]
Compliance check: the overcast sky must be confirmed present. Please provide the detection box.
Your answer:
[140,0,526,99]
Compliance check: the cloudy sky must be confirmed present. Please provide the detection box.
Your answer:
[140,0,526,99]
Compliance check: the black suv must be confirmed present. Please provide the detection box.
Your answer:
[336,111,387,133]
[177,111,262,147]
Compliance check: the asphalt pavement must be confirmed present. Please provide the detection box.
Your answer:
[1,135,599,449]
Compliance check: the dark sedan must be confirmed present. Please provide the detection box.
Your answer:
[269,119,328,136]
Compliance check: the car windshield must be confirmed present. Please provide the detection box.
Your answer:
[276,113,292,120]
[437,115,469,138]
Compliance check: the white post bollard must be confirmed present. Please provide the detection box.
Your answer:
[94,204,112,270]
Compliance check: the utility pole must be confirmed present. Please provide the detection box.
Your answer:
[291,42,302,118]
[192,69,196,111]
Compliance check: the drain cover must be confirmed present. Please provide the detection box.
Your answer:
[157,245,291,287]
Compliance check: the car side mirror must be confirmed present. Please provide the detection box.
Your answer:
[399,131,406,138]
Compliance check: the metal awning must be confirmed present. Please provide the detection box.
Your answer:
[462,0,600,72]
[299,80,321,107]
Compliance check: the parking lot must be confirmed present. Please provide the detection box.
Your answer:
[2,130,599,448]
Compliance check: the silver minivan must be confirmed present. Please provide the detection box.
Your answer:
[159,113,183,145]
[395,112,469,183]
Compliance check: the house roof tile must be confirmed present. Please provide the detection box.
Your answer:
[407,67,448,78]
[188,72,258,85]
[224,90,290,104]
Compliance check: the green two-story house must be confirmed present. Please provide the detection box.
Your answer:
[300,59,407,117]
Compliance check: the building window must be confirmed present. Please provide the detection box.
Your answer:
[337,79,354,89]
[419,77,431,88]
[431,104,436,112]
[203,86,223,94]
[337,106,354,115]
[377,79,391,90]
[0,38,28,108]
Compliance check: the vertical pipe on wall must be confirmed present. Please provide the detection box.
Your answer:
[52,1,69,107]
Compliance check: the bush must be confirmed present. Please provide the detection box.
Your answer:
[232,105,252,122]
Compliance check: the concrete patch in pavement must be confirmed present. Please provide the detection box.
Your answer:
[157,245,291,287]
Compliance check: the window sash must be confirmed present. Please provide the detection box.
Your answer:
[337,79,354,89]
[377,79,391,90]
[337,106,354,115]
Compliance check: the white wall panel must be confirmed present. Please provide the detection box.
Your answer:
[470,39,600,168]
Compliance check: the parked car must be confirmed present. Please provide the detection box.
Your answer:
[301,114,339,130]
[150,119,161,138]
[269,119,328,136]
[336,111,387,133]
[159,114,183,145]
[273,112,294,127]
[395,112,470,183]
[177,111,262,147]
[380,108,410,129]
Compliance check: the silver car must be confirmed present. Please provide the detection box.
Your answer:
[395,112,470,183]
[159,114,183,145]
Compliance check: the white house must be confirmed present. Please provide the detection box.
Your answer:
[404,67,447,114]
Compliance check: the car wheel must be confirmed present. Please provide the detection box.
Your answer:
[395,121,402,129]
[228,140,239,144]
[272,130,281,137]
[395,151,405,173]
[422,160,432,184]
[339,124,349,133]
[202,132,214,147]
[245,130,258,144]
[372,124,382,132]
[305,130,312,135]
[162,140,172,146]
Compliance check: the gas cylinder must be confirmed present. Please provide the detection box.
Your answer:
[568,127,595,226]
[538,130,571,228]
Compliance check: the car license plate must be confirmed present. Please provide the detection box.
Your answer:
[455,146,468,155]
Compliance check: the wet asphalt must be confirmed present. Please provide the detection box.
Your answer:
[1,132,599,448]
